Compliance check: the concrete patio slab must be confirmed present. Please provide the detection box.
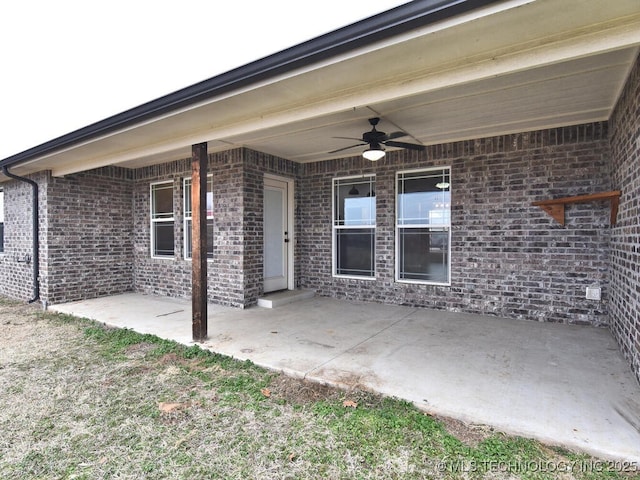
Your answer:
[50,292,640,463]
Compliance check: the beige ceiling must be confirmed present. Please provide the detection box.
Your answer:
[11,0,640,178]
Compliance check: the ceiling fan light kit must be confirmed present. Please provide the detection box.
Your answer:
[330,117,425,160]
[363,143,385,161]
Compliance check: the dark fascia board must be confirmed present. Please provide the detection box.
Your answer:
[1,0,502,169]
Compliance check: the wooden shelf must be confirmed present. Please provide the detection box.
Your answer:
[532,191,621,226]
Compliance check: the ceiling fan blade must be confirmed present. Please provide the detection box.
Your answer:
[385,131,408,140]
[333,136,364,141]
[385,140,425,151]
[328,143,366,154]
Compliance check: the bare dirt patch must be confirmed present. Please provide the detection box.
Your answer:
[269,374,346,405]
[436,415,495,447]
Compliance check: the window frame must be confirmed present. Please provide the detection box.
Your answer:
[395,167,451,286]
[332,174,376,279]
[150,181,175,259]
[183,175,214,261]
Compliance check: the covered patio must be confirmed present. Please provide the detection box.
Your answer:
[50,292,640,463]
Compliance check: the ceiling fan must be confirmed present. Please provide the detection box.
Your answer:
[329,117,425,160]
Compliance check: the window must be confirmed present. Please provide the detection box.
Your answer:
[184,176,214,259]
[150,182,175,258]
[0,189,4,253]
[333,175,376,278]
[396,168,451,284]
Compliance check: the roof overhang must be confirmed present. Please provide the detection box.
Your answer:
[3,0,639,179]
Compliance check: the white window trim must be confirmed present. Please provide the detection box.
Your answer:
[332,174,376,280]
[150,181,175,259]
[183,175,214,261]
[395,166,452,286]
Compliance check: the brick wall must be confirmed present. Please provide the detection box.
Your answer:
[0,171,47,301]
[45,168,134,304]
[243,149,300,305]
[609,53,640,383]
[300,123,612,326]
[132,148,299,308]
[0,129,616,328]
[208,149,246,306]
[133,150,251,307]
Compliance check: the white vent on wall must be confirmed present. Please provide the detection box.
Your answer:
[586,286,601,301]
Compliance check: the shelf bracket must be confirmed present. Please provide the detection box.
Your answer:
[537,203,566,225]
[532,190,621,226]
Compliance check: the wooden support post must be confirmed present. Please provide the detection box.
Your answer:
[191,142,208,342]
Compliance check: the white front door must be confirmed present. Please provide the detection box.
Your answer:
[263,176,292,293]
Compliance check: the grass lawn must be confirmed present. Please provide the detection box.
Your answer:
[0,299,638,479]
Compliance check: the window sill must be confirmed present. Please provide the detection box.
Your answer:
[395,279,451,287]
[333,274,377,281]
